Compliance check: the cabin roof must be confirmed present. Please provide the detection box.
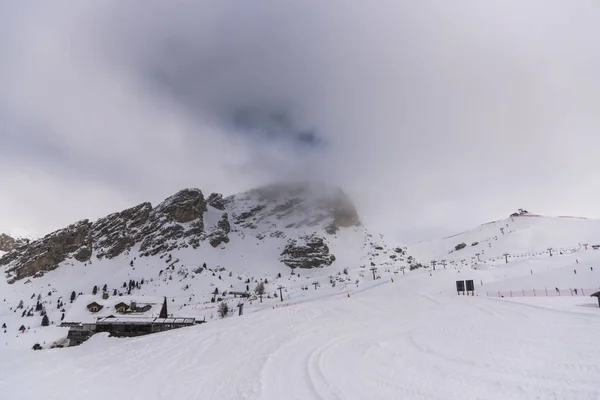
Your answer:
[96,317,195,325]
[65,295,165,324]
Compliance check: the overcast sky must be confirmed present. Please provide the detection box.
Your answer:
[1,1,599,243]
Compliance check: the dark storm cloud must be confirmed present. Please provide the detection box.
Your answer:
[1,0,599,241]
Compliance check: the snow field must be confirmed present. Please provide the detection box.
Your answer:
[1,273,599,400]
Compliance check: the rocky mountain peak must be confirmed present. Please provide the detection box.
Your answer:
[0,183,380,282]
[0,234,15,252]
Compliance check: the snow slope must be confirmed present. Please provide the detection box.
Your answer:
[2,213,600,398]
[0,184,403,349]
[1,262,599,400]
[410,215,600,265]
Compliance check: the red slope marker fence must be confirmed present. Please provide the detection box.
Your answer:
[487,287,600,298]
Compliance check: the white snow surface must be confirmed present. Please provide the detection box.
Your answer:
[1,266,599,400]
[1,214,600,399]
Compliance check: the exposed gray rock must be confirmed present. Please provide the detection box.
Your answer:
[2,182,366,281]
[1,190,208,280]
[2,220,92,282]
[207,213,231,248]
[0,234,29,252]
[0,234,16,252]
[207,193,226,210]
[280,235,336,269]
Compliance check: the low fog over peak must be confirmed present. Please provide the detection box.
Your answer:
[1,1,599,242]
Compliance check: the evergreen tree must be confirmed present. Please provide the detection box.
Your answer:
[255,282,265,296]
[102,284,107,292]
[218,302,229,318]
[41,315,49,327]
[70,291,76,303]
[92,285,98,295]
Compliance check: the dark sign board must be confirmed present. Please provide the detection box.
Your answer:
[456,280,465,292]
[465,280,474,291]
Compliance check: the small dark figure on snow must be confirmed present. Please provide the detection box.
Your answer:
[574,269,577,274]
[555,287,560,293]
[574,288,578,295]
[591,266,594,272]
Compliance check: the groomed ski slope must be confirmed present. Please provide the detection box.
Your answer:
[410,215,600,263]
[2,261,599,400]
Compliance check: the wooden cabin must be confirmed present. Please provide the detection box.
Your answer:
[114,302,130,314]
[86,302,103,313]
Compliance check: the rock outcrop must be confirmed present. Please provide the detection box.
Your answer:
[2,220,92,282]
[207,193,226,211]
[1,189,208,281]
[1,182,371,281]
[280,235,336,269]
[0,234,17,252]
[207,213,231,248]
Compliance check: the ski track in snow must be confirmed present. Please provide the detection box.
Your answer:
[2,275,599,400]
[3,215,600,399]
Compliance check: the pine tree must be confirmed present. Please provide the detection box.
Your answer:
[70,291,76,303]
[41,315,49,327]
[102,284,107,292]
[92,285,98,295]
[255,282,265,303]
[255,282,265,296]
[218,302,229,318]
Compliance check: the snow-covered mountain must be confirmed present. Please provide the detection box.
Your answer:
[410,212,600,268]
[2,198,600,399]
[0,182,407,347]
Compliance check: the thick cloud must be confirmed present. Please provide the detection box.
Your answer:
[1,1,599,242]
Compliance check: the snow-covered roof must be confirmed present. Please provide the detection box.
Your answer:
[64,295,165,324]
[96,317,195,325]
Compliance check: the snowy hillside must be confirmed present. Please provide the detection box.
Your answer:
[2,205,600,398]
[1,247,599,400]
[410,214,600,267]
[0,182,406,349]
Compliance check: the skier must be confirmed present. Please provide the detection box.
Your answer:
[576,259,579,264]
[574,288,578,295]
[574,269,577,274]
[555,287,560,293]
